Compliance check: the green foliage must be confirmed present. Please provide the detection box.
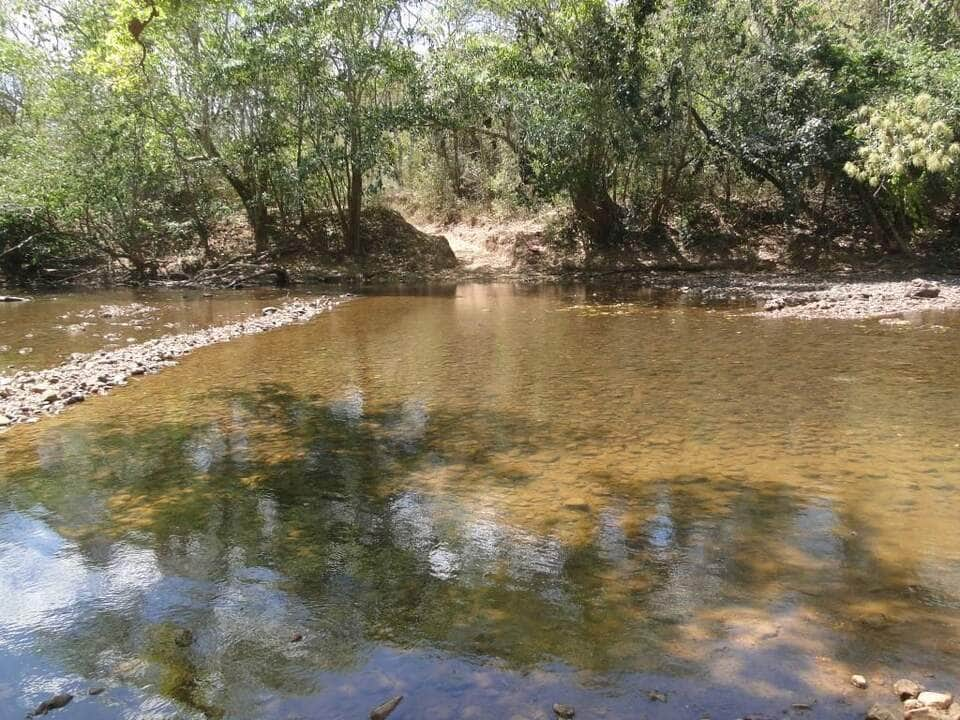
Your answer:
[0,206,72,282]
[3,0,960,267]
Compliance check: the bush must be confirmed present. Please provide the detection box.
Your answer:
[0,206,74,283]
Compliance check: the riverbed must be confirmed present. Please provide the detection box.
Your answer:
[1,283,959,719]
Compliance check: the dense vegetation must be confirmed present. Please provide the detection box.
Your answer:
[2,0,960,282]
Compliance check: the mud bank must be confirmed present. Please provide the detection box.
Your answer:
[0,295,347,430]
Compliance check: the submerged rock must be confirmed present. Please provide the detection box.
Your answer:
[27,693,73,716]
[866,704,900,720]
[552,703,575,718]
[87,687,106,696]
[370,695,403,720]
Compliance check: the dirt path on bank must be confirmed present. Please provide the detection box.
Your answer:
[0,295,347,431]
[416,218,543,279]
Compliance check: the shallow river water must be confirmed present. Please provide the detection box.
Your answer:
[1,283,959,720]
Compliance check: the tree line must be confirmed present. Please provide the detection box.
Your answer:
[2,0,960,280]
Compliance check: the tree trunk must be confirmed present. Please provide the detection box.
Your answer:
[250,201,270,254]
[347,164,363,257]
[192,128,270,253]
[858,187,911,255]
[571,180,621,256]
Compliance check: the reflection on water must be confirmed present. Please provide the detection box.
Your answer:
[1,284,959,719]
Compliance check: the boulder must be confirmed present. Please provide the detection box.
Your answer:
[910,279,941,299]
[905,707,958,720]
[895,679,925,701]
[852,675,869,689]
[552,704,575,719]
[0,296,29,302]
[917,692,953,709]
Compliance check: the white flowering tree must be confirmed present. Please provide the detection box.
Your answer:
[843,94,960,251]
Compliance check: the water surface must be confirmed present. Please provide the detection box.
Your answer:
[0,288,327,371]
[1,283,959,719]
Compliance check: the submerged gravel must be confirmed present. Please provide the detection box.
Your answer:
[0,295,347,430]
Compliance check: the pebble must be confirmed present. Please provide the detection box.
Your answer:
[852,674,869,689]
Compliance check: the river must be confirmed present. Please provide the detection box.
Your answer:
[1,283,959,719]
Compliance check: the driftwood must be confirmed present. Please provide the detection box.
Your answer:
[370,695,403,720]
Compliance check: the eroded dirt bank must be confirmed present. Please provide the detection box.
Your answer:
[0,295,347,430]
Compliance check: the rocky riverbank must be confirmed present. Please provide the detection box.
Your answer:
[754,276,960,319]
[865,677,960,720]
[0,296,346,430]
[609,272,960,320]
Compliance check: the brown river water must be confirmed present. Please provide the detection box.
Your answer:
[0,283,959,719]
